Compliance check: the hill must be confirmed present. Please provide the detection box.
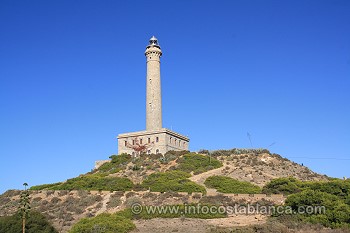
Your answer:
[2,149,348,233]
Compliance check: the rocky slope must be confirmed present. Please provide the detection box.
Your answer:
[0,150,329,232]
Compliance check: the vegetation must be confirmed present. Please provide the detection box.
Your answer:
[204,176,261,194]
[29,182,63,191]
[261,178,350,229]
[283,189,350,229]
[69,213,135,233]
[0,211,57,233]
[207,148,271,157]
[70,204,226,232]
[176,153,222,174]
[262,177,349,196]
[262,177,302,195]
[97,153,132,173]
[30,174,133,191]
[19,183,31,232]
[141,170,206,194]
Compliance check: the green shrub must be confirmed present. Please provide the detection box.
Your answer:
[262,177,302,195]
[305,179,350,198]
[283,189,350,228]
[263,178,350,228]
[98,154,132,173]
[262,177,350,197]
[30,174,133,191]
[210,148,271,157]
[176,153,222,174]
[29,182,63,191]
[69,213,135,233]
[0,211,57,233]
[164,150,189,157]
[141,171,206,194]
[57,175,133,191]
[204,176,261,194]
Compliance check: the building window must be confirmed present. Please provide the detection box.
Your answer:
[140,139,143,144]
[179,140,181,146]
[124,141,127,146]
[148,138,151,143]
[170,137,172,143]
[132,140,135,145]
[175,139,177,145]
[156,137,159,142]
[156,149,159,154]
[183,142,186,147]
[147,150,151,154]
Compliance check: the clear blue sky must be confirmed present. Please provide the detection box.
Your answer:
[1,0,349,194]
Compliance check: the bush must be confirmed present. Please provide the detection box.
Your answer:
[164,150,189,157]
[97,154,132,173]
[29,182,63,191]
[267,179,350,228]
[263,177,350,197]
[262,177,302,195]
[281,189,350,228]
[0,211,57,233]
[69,213,135,233]
[176,153,222,174]
[141,171,206,194]
[210,148,271,157]
[204,176,261,194]
[305,179,350,198]
[31,174,134,191]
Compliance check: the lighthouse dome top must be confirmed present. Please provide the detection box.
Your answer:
[148,36,160,48]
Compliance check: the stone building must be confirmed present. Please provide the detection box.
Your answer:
[117,36,189,155]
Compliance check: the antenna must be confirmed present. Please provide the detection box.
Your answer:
[247,132,253,148]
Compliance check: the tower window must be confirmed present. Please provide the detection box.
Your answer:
[156,137,159,142]
[124,141,127,146]
[132,140,135,145]
[140,139,143,144]
[148,138,150,143]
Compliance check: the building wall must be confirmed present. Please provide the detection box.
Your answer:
[118,129,189,156]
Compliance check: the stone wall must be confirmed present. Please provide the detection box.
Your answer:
[94,160,111,169]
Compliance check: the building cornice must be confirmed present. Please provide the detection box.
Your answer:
[118,128,189,142]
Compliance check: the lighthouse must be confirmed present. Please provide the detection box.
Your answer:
[117,36,189,155]
[145,36,163,131]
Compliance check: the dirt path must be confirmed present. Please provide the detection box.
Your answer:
[189,167,224,185]
[131,215,267,233]
[95,192,111,215]
[188,167,225,195]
